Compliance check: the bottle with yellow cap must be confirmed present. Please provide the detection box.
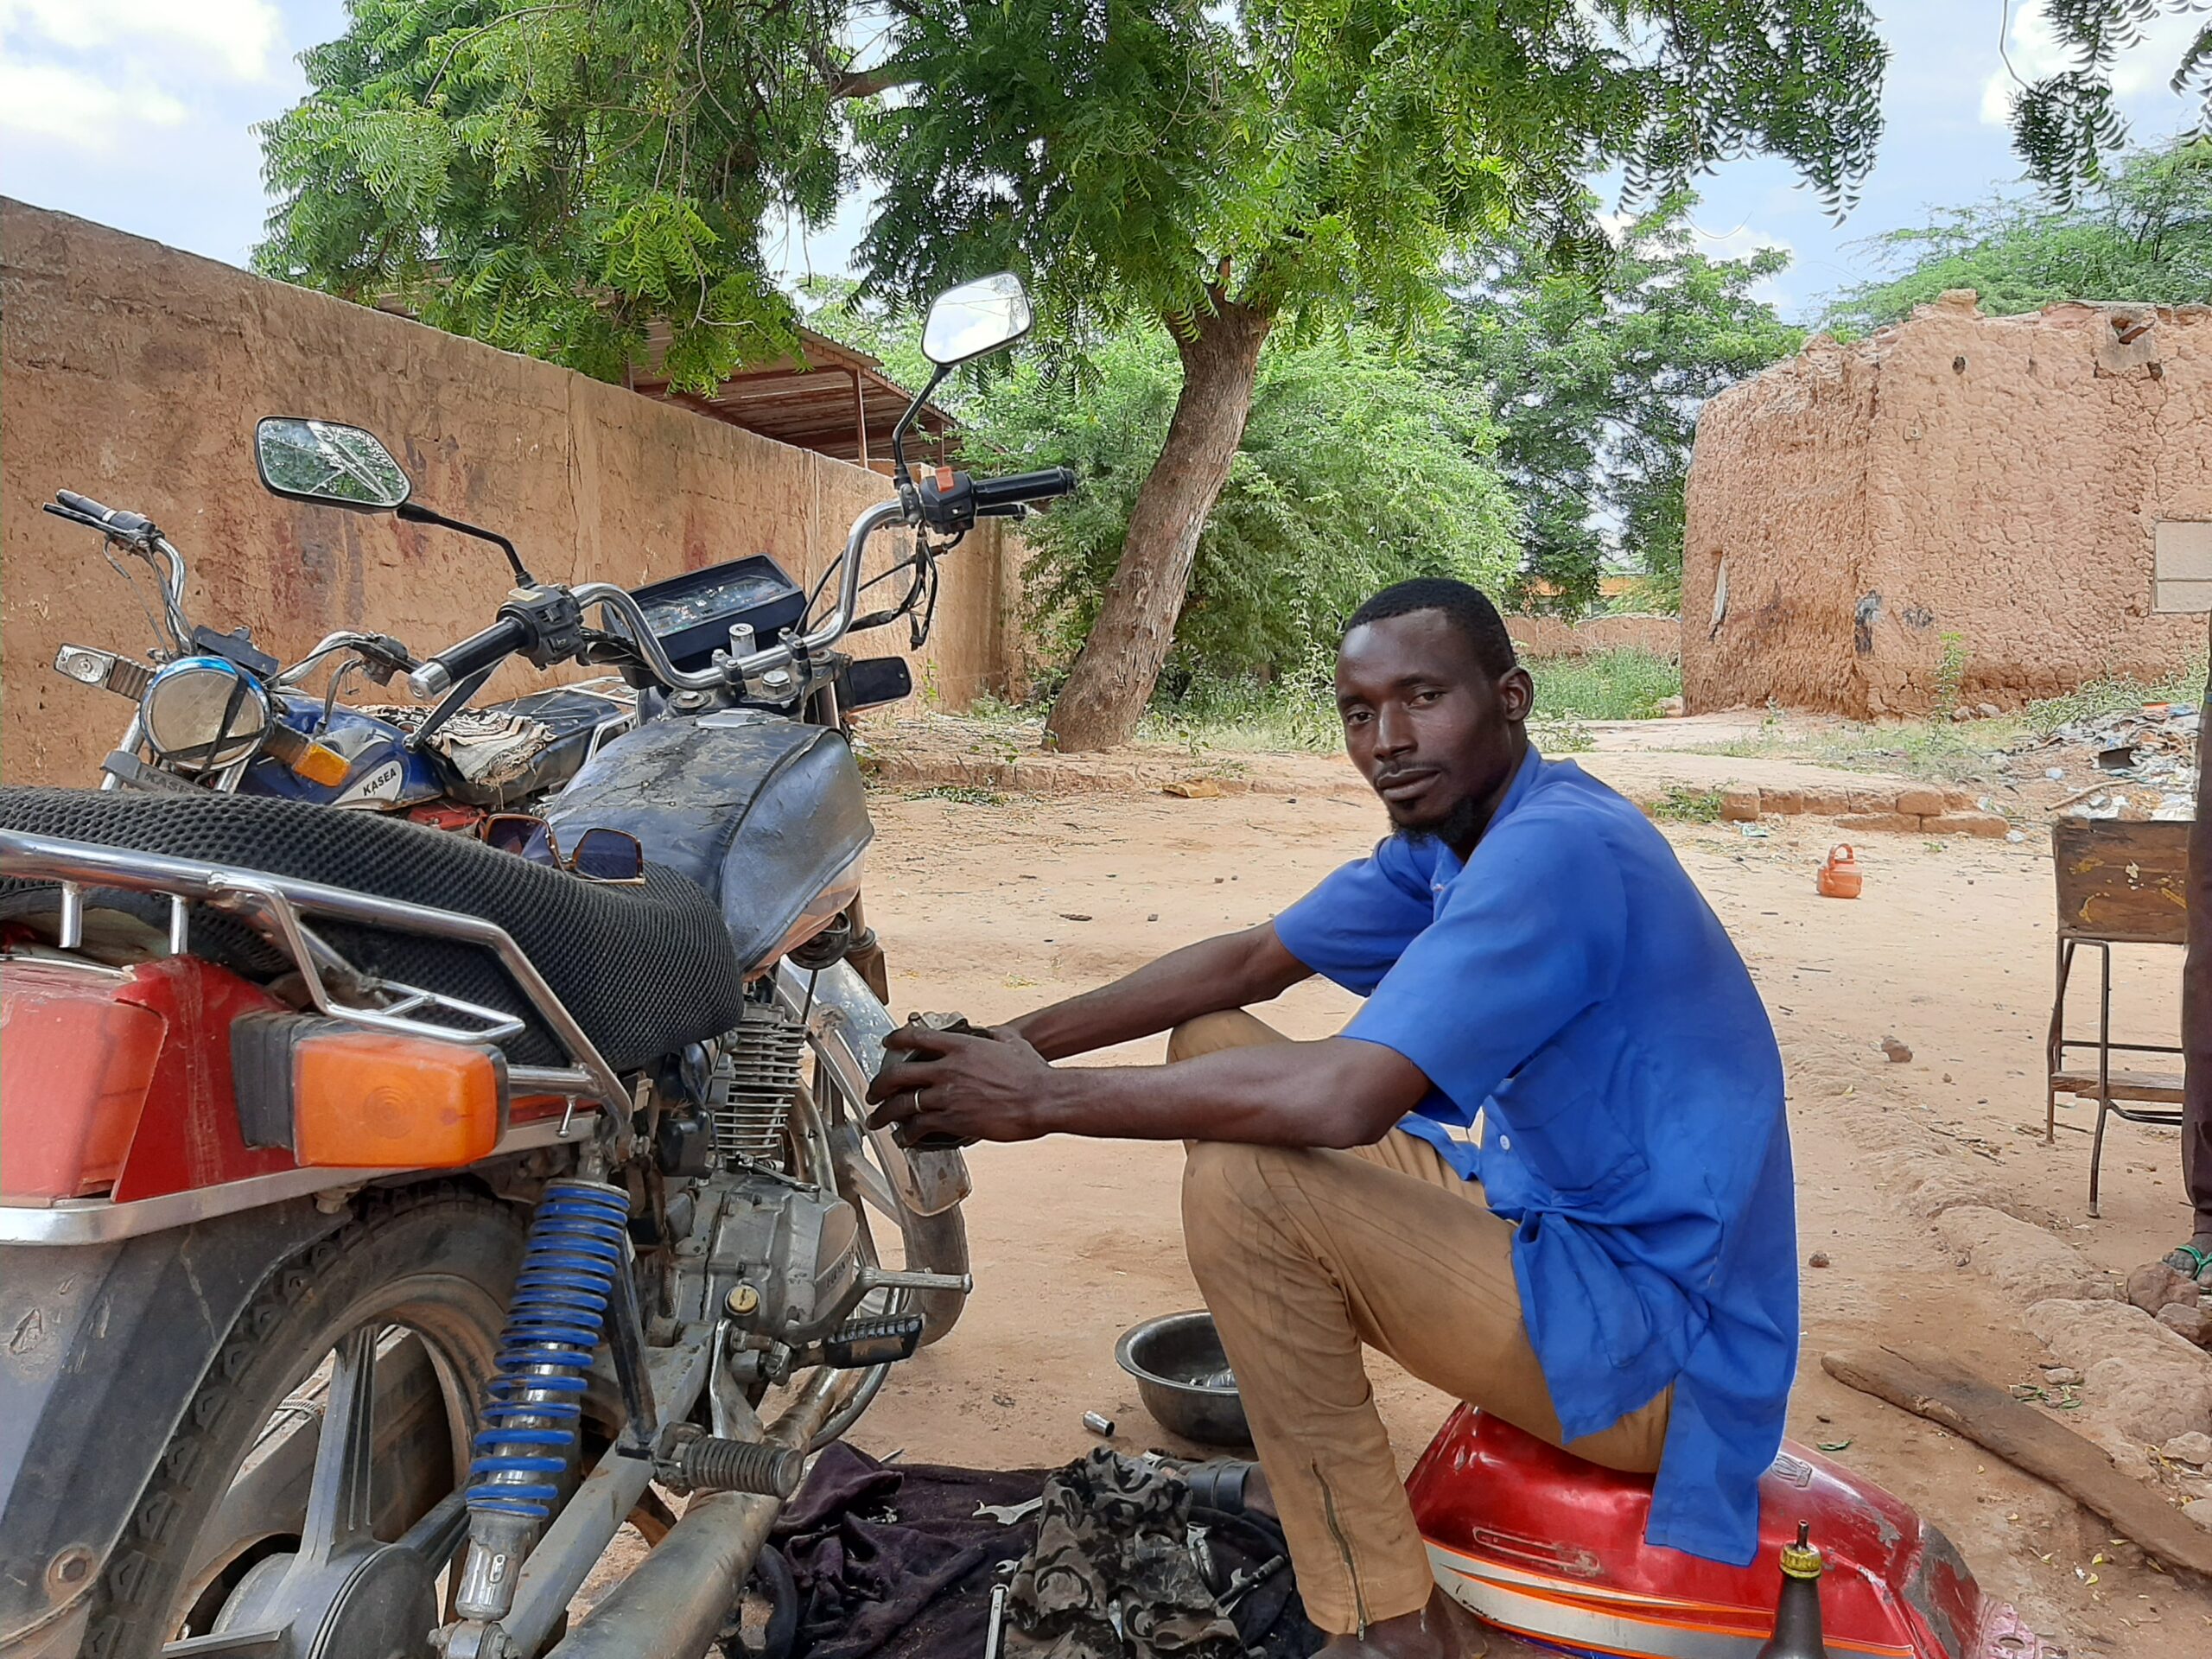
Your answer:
[1756,1522,1833,1658]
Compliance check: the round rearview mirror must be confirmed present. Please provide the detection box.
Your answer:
[255,416,412,512]
[921,273,1033,367]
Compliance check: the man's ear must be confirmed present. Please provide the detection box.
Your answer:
[1497,664,1535,722]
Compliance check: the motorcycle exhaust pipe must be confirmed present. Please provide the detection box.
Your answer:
[540,1363,846,1659]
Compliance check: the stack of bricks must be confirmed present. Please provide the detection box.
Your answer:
[1714,785,2011,837]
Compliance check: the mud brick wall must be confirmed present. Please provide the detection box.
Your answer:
[1,200,1027,785]
[1504,613,1679,660]
[1682,293,2212,716]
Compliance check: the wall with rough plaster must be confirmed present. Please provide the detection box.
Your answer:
[1505,613,1679,660]
[1,200,1025,785]
[1682,293,2212,716]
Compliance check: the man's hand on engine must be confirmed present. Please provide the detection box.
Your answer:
[867,1021,1056,1145]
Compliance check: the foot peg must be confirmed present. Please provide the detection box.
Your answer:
[810,1313,924,1370]
[658,1427,804,1497]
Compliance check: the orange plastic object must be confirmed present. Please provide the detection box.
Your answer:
[1,960,168,1198]
[291,1028,506,1167]
[1817,843,1863,899]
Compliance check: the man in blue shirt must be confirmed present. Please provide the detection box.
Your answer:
[870,580,1796,1659]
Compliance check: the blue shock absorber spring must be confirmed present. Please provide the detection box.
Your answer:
[465,1179,631,1521]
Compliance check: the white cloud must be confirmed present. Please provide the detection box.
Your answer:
[0,0,284,82]
[0,61,188,149]
[1980,1,2207,128]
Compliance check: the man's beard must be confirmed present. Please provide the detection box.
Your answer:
[1395,792,1487,850]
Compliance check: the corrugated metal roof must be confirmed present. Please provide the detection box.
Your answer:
[628,322,957,467]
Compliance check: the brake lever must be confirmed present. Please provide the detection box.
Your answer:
[41,502,114,535]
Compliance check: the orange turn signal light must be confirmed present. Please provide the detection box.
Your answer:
[232,1014,507,1169]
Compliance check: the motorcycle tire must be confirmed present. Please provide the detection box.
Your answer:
[79,1182,524,1659]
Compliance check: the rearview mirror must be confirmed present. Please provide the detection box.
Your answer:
[255,417,412,512]
[921,274,1033,367]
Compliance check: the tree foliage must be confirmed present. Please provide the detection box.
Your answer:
[957,327,1517,686]
[1822,137,2212,331]
[259,0,1888,747]
[256,0,861,387]
[1434,194,1805,615]
[853,1,1886,349]
[1999,1,2212,200]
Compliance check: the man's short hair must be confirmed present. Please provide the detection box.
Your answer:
[1344,579,1518,680]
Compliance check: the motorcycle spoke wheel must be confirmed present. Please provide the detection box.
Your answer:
[85,1189,521,1659]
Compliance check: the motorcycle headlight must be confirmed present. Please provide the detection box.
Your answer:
[140,656,272,771]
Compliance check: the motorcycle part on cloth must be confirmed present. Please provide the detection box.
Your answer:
[541,712,872,974]
[0,786,745,1071]
[1409,1408,2051,1659]
[762,1446,1314,1659]
[1005,1450,1243,1659]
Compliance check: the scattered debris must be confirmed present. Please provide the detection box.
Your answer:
[1164,779,1224,799]
[1808,1251,1832,1268]
[2011,705,2199,819]
[1059,912,1095,923]
[2043,1366,2085,1387]
[1881,1036,1913,1064]
[1082,1411,1116,1437]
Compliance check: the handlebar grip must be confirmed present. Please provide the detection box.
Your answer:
[409,614,530,699]
[55,490,154,538]
[969,467,1077,511]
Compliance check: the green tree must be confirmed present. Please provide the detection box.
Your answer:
[261,1,1887,751]
[963,327,1516,688]
[1999,2,2212,198]
[1434,192,1804,616]
[859,2,1885,748]
[256,2,866,386]
[1822,137,2212,332]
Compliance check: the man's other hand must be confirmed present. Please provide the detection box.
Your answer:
[868,1024,1056,1144]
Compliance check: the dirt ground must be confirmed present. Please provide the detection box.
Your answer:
[833,730,2212,1659]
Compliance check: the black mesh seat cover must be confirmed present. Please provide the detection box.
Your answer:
[0,788,746,1071]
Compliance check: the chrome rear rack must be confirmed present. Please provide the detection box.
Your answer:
[0,827,626,1115]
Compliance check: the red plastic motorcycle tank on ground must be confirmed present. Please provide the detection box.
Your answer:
[1408,1408,2048,1659]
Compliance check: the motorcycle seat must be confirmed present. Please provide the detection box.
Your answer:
[542,711,873,973]
[0,786,746,1072]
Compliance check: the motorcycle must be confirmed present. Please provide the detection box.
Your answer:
[41,486,635,817]
[0,272,1072,1659]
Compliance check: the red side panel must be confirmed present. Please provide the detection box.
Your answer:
[110,957,298,1201]
[0,960,168,1199]
[1407,1408,2047,1659]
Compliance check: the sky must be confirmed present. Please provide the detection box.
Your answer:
[3,2,2206,326]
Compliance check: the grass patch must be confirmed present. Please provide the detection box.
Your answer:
[1652,785,1726,823]
[903,784,1007,806]
[1528,649,1681,721]
[2019,660,2206,736]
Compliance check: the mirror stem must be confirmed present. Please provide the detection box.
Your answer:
[396,499,534,586]
[890,362,952,522]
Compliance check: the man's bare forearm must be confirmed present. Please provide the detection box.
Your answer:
[1006,923,1312,1061]
[1021,1036,1430,1147]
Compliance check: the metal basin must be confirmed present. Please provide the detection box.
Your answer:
[1115,1310,1251,1449]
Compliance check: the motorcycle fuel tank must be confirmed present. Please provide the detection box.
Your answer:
[1408,1408,2049,1659]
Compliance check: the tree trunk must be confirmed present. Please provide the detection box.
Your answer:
[1043,296,1274,752]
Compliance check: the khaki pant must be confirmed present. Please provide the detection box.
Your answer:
[1173,1010,1671,1636]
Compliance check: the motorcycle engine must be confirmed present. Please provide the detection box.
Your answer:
[707,1172,863,1345]
[707,1001,807,1169]
[669,998,867,1350]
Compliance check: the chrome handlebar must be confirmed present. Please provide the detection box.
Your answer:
[410,496,909,701]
